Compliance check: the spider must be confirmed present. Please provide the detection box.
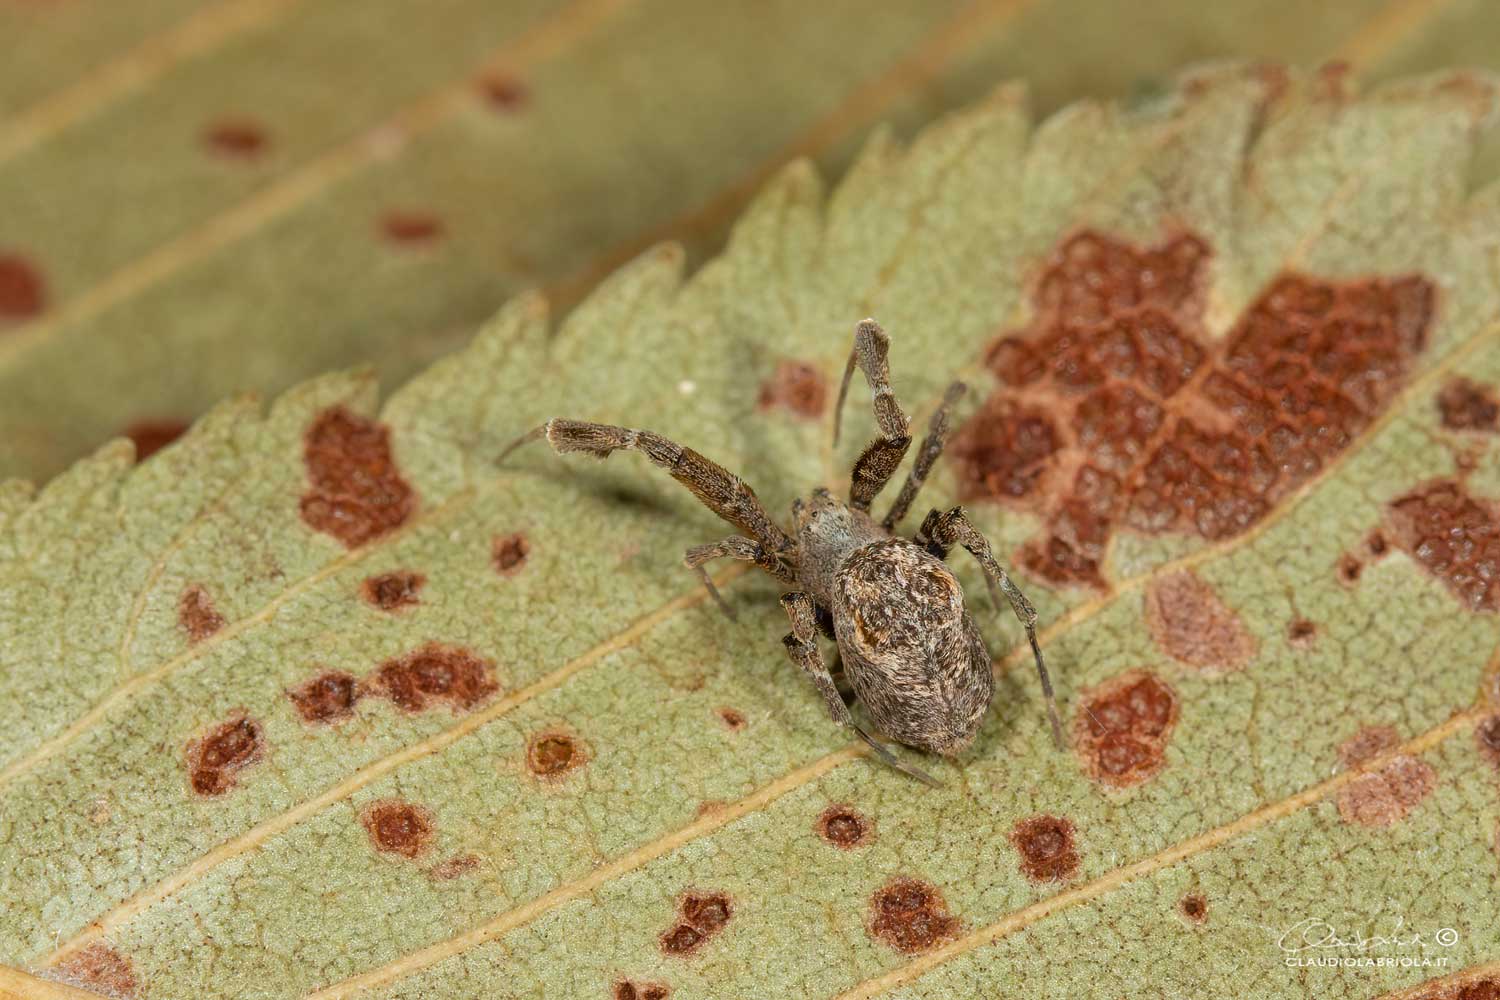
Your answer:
[501,319,1064,785]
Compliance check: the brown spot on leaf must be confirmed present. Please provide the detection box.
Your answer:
[362,570,425,611]
[381,211,444,246]
[715,706,746,731]
[492,532,530,575]
[288,670,361,725]
[361,799,434,858]
[51,943,138,998]
[1287,617,1318,648]
[124,419,189,461]
[1366,530,1389,558]
[1409,974,1500,1000]
[680,892,732,933]
[1337,553,1363,585]
[951,231,1434,587]
[204,119,268,158]
[757,360,828,419]
[1179,892,1208,923]
[867,877,960,955]
[1439,377,1500,432]
[1144,570,1255,672]
[1010,814,1080,883]
[659,924,703,956]
[614,982,670,1000]
[817,804,873,849]
[178,584,225,643]
[1475,714,1500,773]
[1074,670,1179,789]
[1336,755,1437,828]
[1386,480,1500,611]
[480,73,529,110]
[186,714,264,797]
[430,853,480,880]
[300,406,416,548]
[526,730,588,779]
[373,643,498,714]
[1338,724,1401,769]
[660,890,734,956]
[0,252,46,322]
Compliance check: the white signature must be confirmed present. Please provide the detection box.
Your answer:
[1276,916,1459,953]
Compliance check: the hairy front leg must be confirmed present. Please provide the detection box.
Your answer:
[684,535,797,619]
[832,319,913,512]
[500,419,794,556]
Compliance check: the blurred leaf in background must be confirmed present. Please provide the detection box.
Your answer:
[4,0,1500,483]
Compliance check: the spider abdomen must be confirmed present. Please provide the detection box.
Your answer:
[832,538,994,755]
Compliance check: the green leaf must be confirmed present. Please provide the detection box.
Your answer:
[5,64,1500,1000]
[2,0,1496,485]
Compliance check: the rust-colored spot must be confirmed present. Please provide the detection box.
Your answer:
[1073,670,1179,789]
[757,360,828,419]
[124,419,189,461]
[492,532,530,575]
[1337,553,1363,585]
[694,800,726,819]
[480,73,529,110]
[659,924,703,956]
[0,252,46,321]
[817,804,873,849]
[300,406,415,548]
[1409,975,1500,1000]
[362,570,425,611]
[614,982,670,1000]
[681,892,732,933]
[373,643,498,714]
[288,670,361,725]
[1439,377,1500,432]
[381,211,445,245]
[526,730,588,779]
[178,584,225,643]
[186,713,264,797]
[715,706,746,731]
[660,889,734,957]
[1366,530,1389,558]
[1287,617,1318,648]
[361,799,434,858]
[204,119,268,158]
[1010,814,1080,883]
[1336,755,1437,827]
[430,853,480,880]
[1143,570,1255,672]
[867,877,960,955]
[51,942,138,999]
[1338,724,1401,769]
[951,231,1434,587]
[1475,714,1500,773]
[1179,892,1208,923]
[1385,480,1500,611]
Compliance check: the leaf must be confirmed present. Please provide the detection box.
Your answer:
[1,0,1496,485]
[4,63,1500,1000]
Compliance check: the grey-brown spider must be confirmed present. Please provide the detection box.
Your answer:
[501,319,1063,785]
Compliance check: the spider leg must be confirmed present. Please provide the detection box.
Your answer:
[684,535,797,620]
[918,507,1066,751]
[779,592,941,787]
[881,381,966,531]
[499,419,794,556]
[833,319,913,512]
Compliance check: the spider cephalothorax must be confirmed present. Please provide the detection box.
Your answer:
[501,319,1063,785]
